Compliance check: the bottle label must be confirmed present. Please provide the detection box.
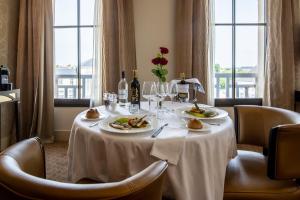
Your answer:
[1,75,8,84]
[131,88,139,104]
[177,84,189,101]
[118,89,127,99]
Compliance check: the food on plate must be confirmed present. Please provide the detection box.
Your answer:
[86,108,100,119]
[185,104,218,118]
[187,119,203,129]
[109,115,149,130]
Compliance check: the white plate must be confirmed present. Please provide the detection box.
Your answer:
[186,123,211,132]
[99,115,156,134]
[175,106,228,120]
[80,113,106,121]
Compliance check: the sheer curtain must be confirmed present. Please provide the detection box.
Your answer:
[16,0,54,141]
[91,0,136,107]
[175,0,214,105]
[264,0,296,109]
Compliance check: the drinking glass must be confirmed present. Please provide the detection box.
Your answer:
[168,82,178,103]
[142,81,155,111]
[156,82,168,108]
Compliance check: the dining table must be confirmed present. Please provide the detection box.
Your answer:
[67,101,237,200]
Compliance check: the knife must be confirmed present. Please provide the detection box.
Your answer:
[151,123,168,138]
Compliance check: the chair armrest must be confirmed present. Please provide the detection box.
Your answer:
[235,105,300,150]
[268,124,300,180]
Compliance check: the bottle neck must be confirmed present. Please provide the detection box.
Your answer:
[121,71,125,79]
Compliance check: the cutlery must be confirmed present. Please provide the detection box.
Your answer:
[151,123,168,138]
[205,122,221,126]
[89,121,100,128]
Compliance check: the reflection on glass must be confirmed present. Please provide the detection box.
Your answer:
[54,28,78,99]
[54,0,77,26]
[214,0,232,23]
[235,26,265,98]
[214,26,233,98]
[236,0,265,23]
[80,0,96,25]
[80,28,94,99]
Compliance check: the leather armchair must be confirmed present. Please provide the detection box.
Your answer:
[0,138,168,200]
[224,105,300,200]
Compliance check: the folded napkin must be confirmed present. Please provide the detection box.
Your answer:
[150,127,187,165]
[171,78,205,93]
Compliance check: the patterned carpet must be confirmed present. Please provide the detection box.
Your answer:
[44,142,69,182]
[44,142,262,183]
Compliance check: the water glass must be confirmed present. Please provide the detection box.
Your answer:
[142,81,156,111]
[168,82,178,103]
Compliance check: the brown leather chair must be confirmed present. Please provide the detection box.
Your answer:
[224,105,300,200]
[0,137,168,200]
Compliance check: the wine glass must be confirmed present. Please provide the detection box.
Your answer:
[156,82,168,108]
[142,81,155,111]
[167,82,178,103]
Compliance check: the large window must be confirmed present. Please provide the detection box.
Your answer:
[213,0,266,101]
[54,0,95,105]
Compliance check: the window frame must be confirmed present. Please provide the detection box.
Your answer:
[54,0,93,107]
[213,0,267,106]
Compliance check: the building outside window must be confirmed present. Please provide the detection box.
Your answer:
[53,0,95,104]
[213,0,266,100]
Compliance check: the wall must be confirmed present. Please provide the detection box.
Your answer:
[54,0,177,138]
[0,0,19,149]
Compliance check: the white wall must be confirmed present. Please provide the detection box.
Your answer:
[54,0,177,139]
[134,0,176,81]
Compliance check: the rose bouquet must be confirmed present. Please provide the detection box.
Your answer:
[151,47,169,82]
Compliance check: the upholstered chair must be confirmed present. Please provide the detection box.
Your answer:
[224,105,300,200]
[0,137,168,200]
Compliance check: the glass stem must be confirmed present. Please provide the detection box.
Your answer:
[148,98,151,111]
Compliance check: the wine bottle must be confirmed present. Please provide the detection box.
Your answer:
[177,73,189,102]
[118,71,128,106]
[130,70,140,112]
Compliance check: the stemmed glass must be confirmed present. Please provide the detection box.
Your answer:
[167,82,178,103]
[156,82,168,109]
[142,81,156,111]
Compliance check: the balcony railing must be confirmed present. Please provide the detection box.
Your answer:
[55,73,257,99]
[55,74,92,99]
[215,72,257,98]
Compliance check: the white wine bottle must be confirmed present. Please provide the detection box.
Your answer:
[118,71,128,106]
[177,73,189,102]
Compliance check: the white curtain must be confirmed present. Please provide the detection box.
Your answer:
[90,0,104,107]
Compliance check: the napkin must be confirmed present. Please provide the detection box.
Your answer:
[171,78,205,93]
[150,127,188,165]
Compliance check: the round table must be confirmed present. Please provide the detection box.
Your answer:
[68,102,237,200]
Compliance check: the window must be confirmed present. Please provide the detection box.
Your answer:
[54,0,95,106]
[213,0,266,102]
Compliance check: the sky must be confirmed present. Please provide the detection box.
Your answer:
[214,0,265,69]
[54,0,265,69]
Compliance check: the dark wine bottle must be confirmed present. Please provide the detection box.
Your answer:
[177,73,189,102]
[130,70,140,109]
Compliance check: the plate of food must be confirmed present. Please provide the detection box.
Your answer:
[186,119,210,132]
[99,115,155,134]
[175,103,228,120]
[81,108,106,121]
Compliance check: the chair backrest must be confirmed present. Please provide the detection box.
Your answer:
[0,138,168,200]
[234,105,300,151]
[268,124,300,180]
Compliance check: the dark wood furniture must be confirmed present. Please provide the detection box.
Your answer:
[0,89,20,150]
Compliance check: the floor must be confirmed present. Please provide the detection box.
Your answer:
[44,142,262,183]
[44,142,69,182]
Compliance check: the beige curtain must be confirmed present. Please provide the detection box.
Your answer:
[102,0,136,92]
[16,0,54,142]
[175,0,212,104]
[264,0,296,109]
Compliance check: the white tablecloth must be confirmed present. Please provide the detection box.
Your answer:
[68,102,237,200]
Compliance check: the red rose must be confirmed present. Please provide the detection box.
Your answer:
[160,47,169,54]
[152,57,161,65]
[160,57,168,65]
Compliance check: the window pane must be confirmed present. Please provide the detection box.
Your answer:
[80,28,93,99]
[54,0,77,26]
[235,26,265,98]
[54,28,78,99]
[80,0,95,25]
[214,0,232,23]
[214,26,233,98]
[236,0,265,23]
